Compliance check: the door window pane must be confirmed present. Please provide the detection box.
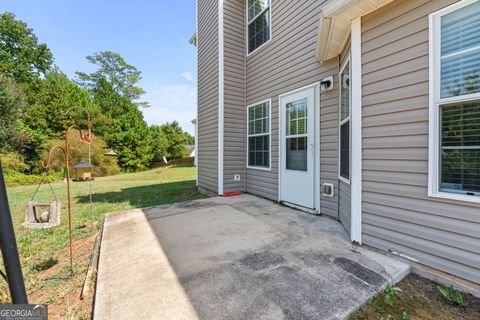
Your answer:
[286,137,307,171]
[440,102,480,194]
[441,1,480,98]
[286,101,307,136]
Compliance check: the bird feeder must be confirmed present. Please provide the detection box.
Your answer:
[73,160,94,182]
[24,201,61,229]
[24,173,61,229]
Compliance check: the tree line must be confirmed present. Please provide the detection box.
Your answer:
[0,12,194,176]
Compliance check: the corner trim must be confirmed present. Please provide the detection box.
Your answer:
[195,0,199,187]
[218,0,224,195]
[350,17,362,244]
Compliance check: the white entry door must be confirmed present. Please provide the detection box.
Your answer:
[279,86,317,209]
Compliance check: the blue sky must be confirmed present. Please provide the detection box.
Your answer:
[1,0,197,134]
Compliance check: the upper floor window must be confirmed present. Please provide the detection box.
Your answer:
[247,0,271,54]
[247,100,271,169]
[339,56,351,182]
[429,0,480,201]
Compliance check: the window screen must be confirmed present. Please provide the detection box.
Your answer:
[248,101,270,168]
[440,1,480,98]
[440,103,480,195]
[247,0,271,54]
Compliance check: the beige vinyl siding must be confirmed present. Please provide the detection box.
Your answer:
[197,0,219,193]
[338,180,351,234]
[245,0,340,217]
[338,41,351,232]
[362,0,480,283]
[223,0,246,193]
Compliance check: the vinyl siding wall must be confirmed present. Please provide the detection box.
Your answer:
[197,0,219,193]
[362,0,480,283]
[245,0,340,218]
[223,0,246,193]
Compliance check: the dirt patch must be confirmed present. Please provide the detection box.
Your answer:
[27,235,97,319]
[350,274,480,320]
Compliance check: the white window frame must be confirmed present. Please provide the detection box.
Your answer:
[246,0,272,56]
[339,54,351,185]
[246,98,272,171]
[428,0,480,204]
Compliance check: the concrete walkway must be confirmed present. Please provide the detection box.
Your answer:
[94,195,409,320]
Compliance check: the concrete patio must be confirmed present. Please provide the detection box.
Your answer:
[94,194,410,320]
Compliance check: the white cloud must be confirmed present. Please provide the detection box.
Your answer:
[181,72,195,82]
[142,83,197,134]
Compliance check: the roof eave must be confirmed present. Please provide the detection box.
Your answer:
[315,0,394,63]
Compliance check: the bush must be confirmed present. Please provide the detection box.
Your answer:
[4,171,62,187]
[0,152,29,173]
[41,135,120,177]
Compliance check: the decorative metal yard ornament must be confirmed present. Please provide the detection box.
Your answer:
[42,120,94,276]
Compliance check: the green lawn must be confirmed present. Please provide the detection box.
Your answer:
[0,165,204,305]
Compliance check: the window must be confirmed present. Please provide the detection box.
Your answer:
[286,100,308,171]
[247,0,271,54]
[339,57,351,182]
[248,100,271,169]
[430,0,480,201]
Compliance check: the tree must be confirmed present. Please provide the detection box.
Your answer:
[160,121,189,160]
[0,74,28,153]
[150,125,169,162]
[23,69,93,139]
[92,79,153,171]
[76,51,149,107]
[0,12,53,83]
[184,131,195,145]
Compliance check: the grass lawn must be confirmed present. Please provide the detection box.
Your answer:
[0,165,205,318]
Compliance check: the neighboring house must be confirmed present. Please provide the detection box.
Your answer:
[195,0,480,284]
[186,144,196,158]
[191,118,198,167]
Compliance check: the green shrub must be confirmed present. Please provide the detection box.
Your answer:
[4,171,62,187]
[41,135,120,177]
[0,152,29,173]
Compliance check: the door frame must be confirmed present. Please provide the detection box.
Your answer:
[278,82,321,213]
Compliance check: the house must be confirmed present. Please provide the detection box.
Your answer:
[194,0,480,285]
[186,144,196,158]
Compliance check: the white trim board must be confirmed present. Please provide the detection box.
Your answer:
[218,0,224,195]
[195,0,199,187]
[350,17,362,244]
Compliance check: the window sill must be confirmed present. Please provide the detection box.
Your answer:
[428,191,480,204]
[246,39,272,59]
[247,165,271,172]
[339,176,350,185]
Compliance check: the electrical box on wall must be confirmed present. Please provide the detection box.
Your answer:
[322,183,334,197]
[234,174,241,182]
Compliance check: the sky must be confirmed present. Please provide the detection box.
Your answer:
[1,0,197,134]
